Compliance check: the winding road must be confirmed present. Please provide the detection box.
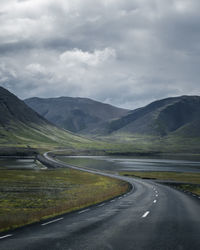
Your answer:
[0,152,200,250]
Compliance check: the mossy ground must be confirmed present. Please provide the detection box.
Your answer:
[98,133,200,154]
[120,171,200,183]
[175,184,200,195]
[0,168,129,232]
[120,171,200,196]
[2,122,200,156]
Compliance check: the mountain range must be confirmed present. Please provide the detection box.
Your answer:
[25,95,200,138]
[0,87,92,149]
[94,95,200,137]
[24,97,128,133]
[1,85,200,154]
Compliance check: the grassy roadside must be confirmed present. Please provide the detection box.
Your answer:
[120,171,200,196]
[0,168,130,233]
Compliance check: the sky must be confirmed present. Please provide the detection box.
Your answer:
[0,0,200,109]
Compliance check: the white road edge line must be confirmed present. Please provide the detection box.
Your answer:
[78,209,90,214]
[98,203,105,207]
[142,211,150,218]
[0,234,13,240]
[153,200,157,203]
[41,217,63,226]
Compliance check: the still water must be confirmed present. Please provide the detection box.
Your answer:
[0,158,37,170]
[1,156,200,173]
[58,156,200,173]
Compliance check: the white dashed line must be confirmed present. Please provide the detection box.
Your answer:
[142,211,150,218]
[153,200,157,203]
[118,197,122,199]
[156,194,158,197]
[0,234,12,240]
[41,217,64,226]
[78,209,90,214]
[110,199,115,203]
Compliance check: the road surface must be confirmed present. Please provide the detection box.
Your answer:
[0,152,200,250]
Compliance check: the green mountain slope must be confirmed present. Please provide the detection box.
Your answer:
[0,87,93,150]
[93,96,200,137]
[2,87,200,154]
[24,97,129,133]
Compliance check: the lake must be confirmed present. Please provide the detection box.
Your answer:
[57,156,200,173]
[1,155,200,173]
[0,158,37,170]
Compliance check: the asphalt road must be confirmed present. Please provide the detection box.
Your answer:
[0,153,200,250]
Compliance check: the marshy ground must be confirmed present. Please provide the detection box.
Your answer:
[0,167,129,232]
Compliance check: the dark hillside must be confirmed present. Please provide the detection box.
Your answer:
[0,87,47,126]
[25,97,129,133]
[92,96,200,137]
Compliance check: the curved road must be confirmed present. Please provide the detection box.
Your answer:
[0,152,200,250]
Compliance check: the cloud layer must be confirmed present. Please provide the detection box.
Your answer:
[0,0,200,108]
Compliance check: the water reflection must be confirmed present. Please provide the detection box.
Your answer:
[0,158,37,170]
[59,156,200,173]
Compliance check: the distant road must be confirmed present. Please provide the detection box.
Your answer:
[0,152,200,250]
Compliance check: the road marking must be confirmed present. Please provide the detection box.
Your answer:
[153,200,157,203]
[142,211,150,218]
[41,217,63,226]
[156,194,158,197]
[0,234,12,240]
[118,197,122,199]
[98,203,105,207]
[78,209,90,214]
[110,199,115,202]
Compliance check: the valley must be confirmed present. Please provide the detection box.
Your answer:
[0,86,200,250]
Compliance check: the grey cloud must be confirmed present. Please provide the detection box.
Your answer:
[0,0,200,109]
[0,40,34,54]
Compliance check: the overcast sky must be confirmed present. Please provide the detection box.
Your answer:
[0,0,200,109]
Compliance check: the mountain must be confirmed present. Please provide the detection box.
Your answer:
[1,87,200,154]
[0,87,47,127]
[91,96,200,137]
[0,87,92,149]
[24,97,129,133]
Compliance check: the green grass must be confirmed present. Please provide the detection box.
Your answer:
[96,133,200,154]
[0,122,93,148]
[120,171,200,183]
[120,171,200,196]
[1,121,200,156]
[0,168,130,232]
[0,122,115,156]
[175,184,200,195]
